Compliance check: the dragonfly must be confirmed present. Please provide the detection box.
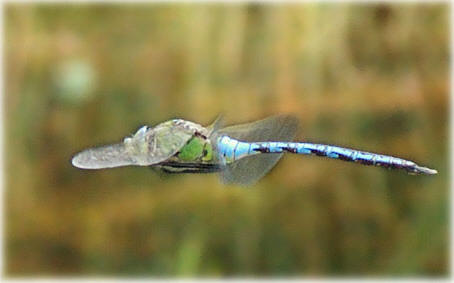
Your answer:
[71,115,437,185]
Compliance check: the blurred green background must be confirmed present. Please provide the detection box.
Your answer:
[5,3,449,277]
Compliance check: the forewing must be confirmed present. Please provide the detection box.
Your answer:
[72,120,203,169]
[214,115,299,185]
[71,143,136,169]
[206,115,224,136]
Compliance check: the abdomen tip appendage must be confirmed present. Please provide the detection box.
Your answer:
[413,165,438,175]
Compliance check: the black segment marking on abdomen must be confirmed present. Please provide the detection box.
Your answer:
[253,146,270,153]
[376,161,399,169]
[337,154,354,162]
[283,146,297,153]
[311,149,327,157]
[356,159,374,166]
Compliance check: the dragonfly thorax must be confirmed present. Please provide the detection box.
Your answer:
[123,119,212,166]
[172,119,210,137]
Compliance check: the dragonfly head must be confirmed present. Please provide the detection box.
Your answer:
[71,125,155,169]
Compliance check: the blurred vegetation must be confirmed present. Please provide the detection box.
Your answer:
[5,3,448,277]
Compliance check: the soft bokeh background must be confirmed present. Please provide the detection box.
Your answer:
[5,3,449,277]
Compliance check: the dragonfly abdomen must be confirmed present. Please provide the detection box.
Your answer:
[217,136,437,175]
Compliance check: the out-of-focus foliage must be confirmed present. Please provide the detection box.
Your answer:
[5,3,448,277]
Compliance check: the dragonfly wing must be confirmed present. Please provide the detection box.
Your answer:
[71,133,190,169]
[71,143,136,169]
[72,120,205,169]
[206,115,225,136]
[71,131,191,169]
[214,115,299,185]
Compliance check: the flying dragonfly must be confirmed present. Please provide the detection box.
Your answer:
[71,115,437,185]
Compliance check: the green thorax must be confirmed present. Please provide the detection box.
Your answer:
[177,136,213,162]
[151,119,214,163]
[124,119,212,165]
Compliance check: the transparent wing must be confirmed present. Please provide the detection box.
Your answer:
[206,115,224,136]
[72,121,197,170]
[212,115,299,186]
[71,141,187,170]
[72,143,136,169]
